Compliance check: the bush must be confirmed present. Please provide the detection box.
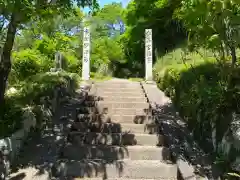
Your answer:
[9,49,82,88]
[10,49,53,84]
[0,98,23,138]
[156,61,240,154]
[90,72,112,81]
[62,52,81,74]
[15,71,80,104]
[1,72,80,138]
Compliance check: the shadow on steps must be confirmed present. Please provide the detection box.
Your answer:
[9,87,176,180]
[152,102,222,179]
[52,93,176,178]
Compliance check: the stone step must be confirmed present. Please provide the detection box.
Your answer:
[96,80,140,83]
[100,96,146,102]
[74,179,176,180]
[74,178,178,180]
[96,86,142,90]
[96,83,141,88]
[71,122,158,134]
[77,114,153,124]
[97,92,146,98]
[96,91,145,96]
[96,87,143,92]
[62,145,171,161]
[73,178,174,180]
[56,159,177,179]
[97,102,149,109]
[96,85,142,89]
[63,108,151,122]
[76,107,150,116]
[67,132,163,146]
[84,101,150,109]
[99,108,150,115]
[110,115,154,124]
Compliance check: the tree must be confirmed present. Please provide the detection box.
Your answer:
[175,0,240,151]
[0,0,98,105]
[90,2,125,38]
[176,0,240,68]
[121,0,185,77]
[82,3,125,75]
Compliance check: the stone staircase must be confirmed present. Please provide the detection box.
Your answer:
[57,79,178,179]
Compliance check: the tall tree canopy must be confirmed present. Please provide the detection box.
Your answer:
[120,0,185,77]
[0,0,99,104]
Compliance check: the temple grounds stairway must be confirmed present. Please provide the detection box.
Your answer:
[54,79,178,179]
[8,79,189,180]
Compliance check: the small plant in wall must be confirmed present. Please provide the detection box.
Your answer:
[227,172,240,178]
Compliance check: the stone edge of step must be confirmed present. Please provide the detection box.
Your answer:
[54,159,178,179]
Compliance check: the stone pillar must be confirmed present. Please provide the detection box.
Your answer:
[82,27,91,81]
[145,29,153,82]
[55,52,62,71]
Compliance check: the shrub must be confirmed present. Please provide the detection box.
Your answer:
[90,72,112,81]
[16,71,80,104]
[10,49,53,84]
[0,98,23,138]
[62,52,81,74]
[156,61,240,153]
[1,72,80,138]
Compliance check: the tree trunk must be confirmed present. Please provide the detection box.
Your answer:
[225,45,237,89]
[0,13,18,105]
[230,46,237,68]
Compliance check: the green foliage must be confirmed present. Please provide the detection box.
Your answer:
[121,0,185,77]
[0,0,99,104]
[175,0,240,64]
[33,36,57,58]
[15,72,80,104]
[90,72,112,81]
[90,2,124,38]
[161,1,240,174]
[63,51,81,74]
[96,2,124,24]
[91,36,125,75]
[156,57,240,155]
[1,72,80,138]
[153,46,214,76]
[11,49,52,83]
[0,97,23,138]
[10,2,125,79]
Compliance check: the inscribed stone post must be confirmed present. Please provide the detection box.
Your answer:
[55,52,62,70]
[82,27,90,81]
[145,29,153,81]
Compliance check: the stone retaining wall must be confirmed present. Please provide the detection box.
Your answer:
[0,105,50,163]
[220,112,240,172]
[0,107,37,160]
